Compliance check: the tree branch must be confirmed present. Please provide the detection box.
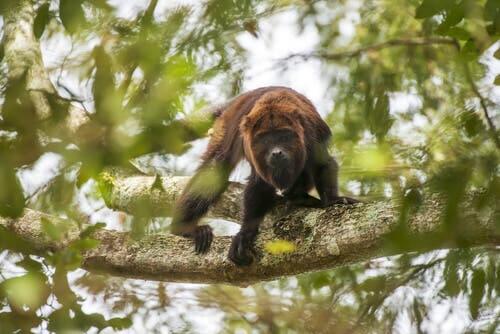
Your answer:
[461,60,500,149]
[1,172,498,286]
[2,0,91,140]
[282,37,457,62]
[284,37,500,149]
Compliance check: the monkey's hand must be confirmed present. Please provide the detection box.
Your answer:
[171,225,214,254]
[286,193,324,208]
[228,229,257,266]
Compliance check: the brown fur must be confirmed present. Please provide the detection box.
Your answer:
[170,86,355,264]
[206,86,331,169]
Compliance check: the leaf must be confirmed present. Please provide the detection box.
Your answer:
[440,27,469,40]
[86,0,113,11]
[438,4,464,30]
[34,3,50,39]
[1,272,50,314]
[71,238,100,251]
[311,273,331,289]
[41,217,63,241]
[494,47,500,59]
[358,276,387,292]
[494,75,500,86]
[0,40,4,62]
[484,0,500,21]
[79,222,106,238]
[264,240,296,254]
[460,110,484,137]
[59,0,85,34]
[0,161,25,218]
[443,252,460,297]
[415,0,445,18]
[15,257,43,272]
[108,317,133,330]
[370,92,393,141]
[151,174,165,191]
[460,39,479,62]
[469,269,485,320]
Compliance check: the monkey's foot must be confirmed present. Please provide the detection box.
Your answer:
[329,196,360,205]
[228,231,257,266]
[171,225,214,254]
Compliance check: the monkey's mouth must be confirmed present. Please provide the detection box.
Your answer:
[270,168,294,190]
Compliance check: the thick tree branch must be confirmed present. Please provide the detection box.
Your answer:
[2,0,90,136]
[1,172,498,286]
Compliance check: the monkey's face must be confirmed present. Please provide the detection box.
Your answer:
[250,128,306,190]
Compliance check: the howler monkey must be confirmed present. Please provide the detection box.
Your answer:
[171,86,357,266]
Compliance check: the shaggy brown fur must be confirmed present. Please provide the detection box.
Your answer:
[171,86,357,265]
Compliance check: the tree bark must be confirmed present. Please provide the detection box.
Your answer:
[2,0,90,137]
[1,171,498,286]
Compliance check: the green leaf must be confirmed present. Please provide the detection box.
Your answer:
[71,238,100,251]
[1,272,50,313]
[494,74,500,86]
[469,269,485,320]
[0,40,4,62]
[443,252,460,297]
[0,161,25,218]
[439,4,464,29]
[484,0,500,21]
[41,217,63,241]
[311,273,331,289]
[15,257,44,272]
[34,3,50,39]
[494,47,500,59]
[59,0,85,34]
[440,27,469,40]
[358,276,387,292]
[460,110,484,137]
[108,317,133,330]
[79,222,106,238]
[460,40,479,61]
[415,0,445,18]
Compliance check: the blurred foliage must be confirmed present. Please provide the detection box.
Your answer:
[0,0,499,332]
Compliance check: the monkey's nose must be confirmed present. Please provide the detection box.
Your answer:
[269,148,287,166]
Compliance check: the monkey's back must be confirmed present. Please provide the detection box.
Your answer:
[205,86,330,164]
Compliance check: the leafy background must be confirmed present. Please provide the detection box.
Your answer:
[0,0,499,332]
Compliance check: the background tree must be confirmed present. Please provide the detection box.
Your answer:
[0,0,498,332]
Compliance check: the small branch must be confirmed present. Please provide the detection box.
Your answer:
[284,36,499,149]
[282,37,457,62]
[461,60,500,149]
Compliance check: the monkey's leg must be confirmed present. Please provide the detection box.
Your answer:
[313,155,359,206]
[171,161,231,253]
[228,174,276,266]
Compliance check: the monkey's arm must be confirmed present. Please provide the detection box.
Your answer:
[312,143,358,206]
[228,173,277,266]
[171,160,232,253]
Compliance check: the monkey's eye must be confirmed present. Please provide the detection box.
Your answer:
[254,129,298,143]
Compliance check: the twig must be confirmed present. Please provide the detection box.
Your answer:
[462,61,500,149]
[282,37,457,62]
